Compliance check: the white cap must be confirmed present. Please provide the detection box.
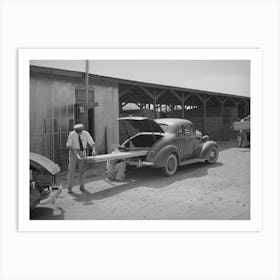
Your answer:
[73,124,84,130]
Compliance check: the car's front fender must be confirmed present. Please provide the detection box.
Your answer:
[199,141,218,159]
[150,145,179,167]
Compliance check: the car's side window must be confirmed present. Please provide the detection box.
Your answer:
[184,127,191,134]
[178,125,194,136]
[178,125,184,135]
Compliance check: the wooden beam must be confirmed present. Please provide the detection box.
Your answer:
[156,90,166,100]
[193,92,204,103]
[221,102,224,139]
[203,101,206,133]
[216,96,229,104]
[135,103,143,109]
[119,85,134,98]
[170,89,183,103]
[140,86,154,100]
[244,100,250,115]
[182,92,185,119]
[231,97,240,106]
[194,93,212,104]
[205,95,212,103]
[154,93,157,117]
[221,102,224,121]
[85,60,89,131]
[121,102,128,108]
[184,92,192,102]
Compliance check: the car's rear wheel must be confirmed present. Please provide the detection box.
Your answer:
[161,153,178,176]
[205,146,219,164]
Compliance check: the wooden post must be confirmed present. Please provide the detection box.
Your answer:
[203,96,211,134]
[85,60,89,130]
[231,97,240,118]
[245,100,249,116]
[194,93,211,134]
[220,102,223,123]
[154,93,157,118]
[203,101,206,133]
[216,96,228,140]
[184,93,192,119]
[182,92,185,119]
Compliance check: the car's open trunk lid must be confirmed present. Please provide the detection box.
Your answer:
[117,117,164,143]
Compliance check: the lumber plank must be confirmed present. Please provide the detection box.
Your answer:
[84,150,149,163]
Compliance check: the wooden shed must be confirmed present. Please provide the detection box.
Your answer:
[30,66,119,169]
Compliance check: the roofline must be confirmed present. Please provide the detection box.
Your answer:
[30,65,250,100]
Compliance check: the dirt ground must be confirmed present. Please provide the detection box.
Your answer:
[30,141,250,220]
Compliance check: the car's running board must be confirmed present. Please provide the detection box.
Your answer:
[179,158,206,166]
[126,160,154,167]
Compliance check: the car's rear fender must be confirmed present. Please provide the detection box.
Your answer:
[199,141,218,159]
[150,145,179,167]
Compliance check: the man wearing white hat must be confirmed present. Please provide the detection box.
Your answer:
[66,124,96,193]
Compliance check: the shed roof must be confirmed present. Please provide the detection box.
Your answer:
[30,65,250,100]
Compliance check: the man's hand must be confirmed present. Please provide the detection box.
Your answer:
[91,150,96,156]
[75,152,81,160]
[68,146,81,160]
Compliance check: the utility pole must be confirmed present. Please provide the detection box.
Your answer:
[85,60,89,130]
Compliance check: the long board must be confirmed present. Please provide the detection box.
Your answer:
[84,150,149,163]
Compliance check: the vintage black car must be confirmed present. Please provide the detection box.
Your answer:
[117,117,219,176]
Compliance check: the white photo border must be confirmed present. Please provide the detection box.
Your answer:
[18,48,262,232]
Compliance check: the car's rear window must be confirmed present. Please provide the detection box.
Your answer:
[158,123,168,132]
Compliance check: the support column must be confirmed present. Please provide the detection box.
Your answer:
[182,92,185,119]
[230,97,240,118]
[195,93,211,134]
[154,93,157,118]
[216,96,228,140]
[183,93,192,120]
[202,101,207,133]
[221,102,224,125]
[244,100,249,116]
[85,60,89,130]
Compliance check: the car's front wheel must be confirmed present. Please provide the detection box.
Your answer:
[161,153,178,176]
[205,146,219,164]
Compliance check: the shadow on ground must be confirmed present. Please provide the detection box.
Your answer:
[68,161,223,204]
